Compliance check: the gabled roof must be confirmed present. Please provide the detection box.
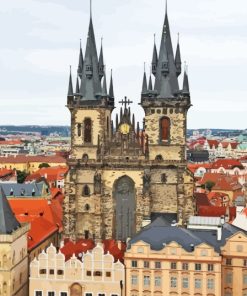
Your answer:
[0,186,20,234]
[212,159,244,170]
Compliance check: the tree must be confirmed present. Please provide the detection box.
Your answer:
[38,163,50,169]
[202,181,215,191]
[17,170,29,184]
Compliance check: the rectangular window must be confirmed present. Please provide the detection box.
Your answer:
[208,264,214,271]
[170,277,177,288]
[226,258,232,265]
[86,270,92,276]
[195,263,201,271]
[60,293,67,296]
[106,272,111,277]
[144,261,149,268]
[85,294,93,296]
[98,294,105,296]
[155,276,161,287]
[244,260,247,267]
[207,279,214,289]
[171,262,177,270]
[131,261,138,268]
[35,292,42,296]
[48,292,55,296]
[182,263,188,270]
[195,279,202,289]
[49,269,54,275]
[39,269,46,274]
[94,271,102,276]
[131,275,138,285]
[182,278,189,289]
[57,270,64,275]
[155,261,161,269]
[243,274,247,285]
[226,273,232,284]
[144,275,150,286]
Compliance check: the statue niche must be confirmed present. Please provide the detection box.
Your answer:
[143,170,151,196]
[113,176,136,241]
[94,172,102,194]
[70,283,83,296]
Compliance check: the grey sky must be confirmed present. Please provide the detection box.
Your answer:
[0,0,246,129]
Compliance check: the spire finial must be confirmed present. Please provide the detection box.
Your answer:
[144,62,146,73]
[166,0,168,14]
[154,33,156,44]
[177,32,180,43]
[90,0,92,19]
[80,38,81,47]
[101,37,103,47]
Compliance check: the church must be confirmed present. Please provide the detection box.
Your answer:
[63,2,194,241]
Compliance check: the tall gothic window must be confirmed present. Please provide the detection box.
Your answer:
[84,118,92,143]
[77,124,81,137]
[83,185,90,196]
[160,117,170,143]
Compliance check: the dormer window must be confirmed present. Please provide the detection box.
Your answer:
[99,65,104,74]
[161,61,169,75]
[85,65,93,78]
[152,63,157,73]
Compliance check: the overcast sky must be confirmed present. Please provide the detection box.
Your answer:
[0,0,246,129]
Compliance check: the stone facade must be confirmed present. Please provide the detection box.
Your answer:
[63,5,194,241]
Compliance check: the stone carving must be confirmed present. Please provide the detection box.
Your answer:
[143,170,151,196]
[94,172,102,194]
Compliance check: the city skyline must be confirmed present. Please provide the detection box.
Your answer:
[0,0,246,129]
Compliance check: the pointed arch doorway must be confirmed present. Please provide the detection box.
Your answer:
[113,176,136,241]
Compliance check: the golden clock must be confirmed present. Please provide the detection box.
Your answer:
[119,123,130,135]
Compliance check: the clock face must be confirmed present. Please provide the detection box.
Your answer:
[119,123,130,135]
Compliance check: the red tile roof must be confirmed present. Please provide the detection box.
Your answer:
[60,239,126,262]
[0,155,66,164]
[212,159,244,170]
[198,206,236,221]
[207,140,219,148]
[25,166,68,182]
[194,193,211,208]
[0,140,22,145]
[188,163,212,174]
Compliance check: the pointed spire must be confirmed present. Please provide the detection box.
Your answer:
[132,113,135,129]
[175,33,182,77]
[77,40,84,79]
[115,113,119,129]
[109,69,114,98]
[153,2,179,98]
[76,75,80,94]
[98,37,104,81]
[0,186,21,234]
[80,4,102,100]
[182,62,190,95]
[152,34,158,75]
[142,63,148,94]
[148,71,153,91]
[67,66,74,97]
[90,0,92,19]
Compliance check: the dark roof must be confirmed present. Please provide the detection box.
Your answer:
[0,186,21,234]
[129,217,246,253]
[187,150,210,162]
[0,182,45,197]
[151,212,178,223]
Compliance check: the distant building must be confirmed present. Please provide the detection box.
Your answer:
[29,243,125,296]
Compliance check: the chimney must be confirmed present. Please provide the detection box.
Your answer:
[190,244,195,251]
[220,215,225,225]
[60,240,64,248]
[217,225,222,241]
[117,240,122,250]
[171,220,177,227]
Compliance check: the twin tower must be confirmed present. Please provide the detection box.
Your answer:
[64,3,194,241]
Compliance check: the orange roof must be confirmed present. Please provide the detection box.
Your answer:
[212,159,244,170]
[187,163,212,174]
[0,140,22,145]
[9,199,63,232]
[207,140,219,148]
[198,173,223,185]
[0,168,15,178]
[213,176,242,191]
[0,155,66,164]
[25,166,68,182]
[198,206,236,221]
[27,217,58,250]
[221,142,238,149]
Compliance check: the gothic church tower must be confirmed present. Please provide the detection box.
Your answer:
[64,3,194,241]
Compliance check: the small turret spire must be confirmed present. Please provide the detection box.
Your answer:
[152,34,158,76]
[148,72,153,91]
[98,37,104,81]
[109,69,114,98]
[76,75,80,94]
[102,69,107,96]
[77,39,84,79]
[182,62,190,95]
[142,62,148,94]
[175,33,182,77]
[67,66,73,97]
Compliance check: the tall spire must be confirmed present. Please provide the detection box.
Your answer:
[80,3,102,100]
[183,63,190,95]
[0,187,20,234]
[77,40,84,79]
[152,34,158,76]
[153,2,179,98]
[67,66,74,97]
[142,63,148,94]
[98,37,104,81]
[175,33,182,77]
[148,73,153,91]
[109,69,114,98]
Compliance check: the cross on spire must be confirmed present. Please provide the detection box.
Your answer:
[119,96,133,110]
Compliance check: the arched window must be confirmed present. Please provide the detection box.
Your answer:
[84,118,92,143]
[77,124,81,137]
[160,117,170,143]
[82,185,90,197]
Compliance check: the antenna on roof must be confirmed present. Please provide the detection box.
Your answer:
[90,0,92,19]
